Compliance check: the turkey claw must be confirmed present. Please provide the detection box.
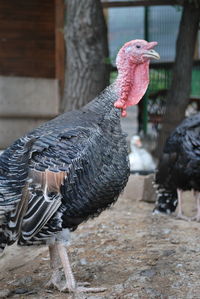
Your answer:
[46,279,106,293]
[77,282,90,287]
[176,214,191,221]
[45,271,63,289]
[191,215,200,222]
[60,285,107,293]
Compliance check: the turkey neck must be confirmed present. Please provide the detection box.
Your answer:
[81,84,121,122]
[82,61,150,120]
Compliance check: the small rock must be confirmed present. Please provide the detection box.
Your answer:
[163,249,176,256]
[111,283,125,293]
[124,294,136,298]
[13,288,38,296]
[86,296,107,299]
[162,229,171,234]
[45,290,53,294]
[176,263,183,268]
[41,257,49,261]
[142,174,157,203]
[14,288,29,295]
[12,276,32,286]
[179,246,187,252]
[140,269,156,277]
[145,287,162,297]
[170,239,180,244]
[0,289,11,298]
[80,258,87,265]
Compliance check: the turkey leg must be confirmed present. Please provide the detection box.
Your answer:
[46,244,63,289]
[191,191,200,222]
[47,243,106,293]
[176,189,190,221]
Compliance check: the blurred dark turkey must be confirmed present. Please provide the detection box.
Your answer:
[154,112,200,221]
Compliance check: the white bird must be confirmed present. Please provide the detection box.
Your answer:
[129,135,156,172]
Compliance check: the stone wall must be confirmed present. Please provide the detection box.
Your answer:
[0,76,60,148]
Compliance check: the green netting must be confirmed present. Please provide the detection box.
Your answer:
[191,66,200,98]
[148,68,172,93]
[148,65,200,98]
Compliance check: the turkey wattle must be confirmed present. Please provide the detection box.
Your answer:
[0,40,159,293]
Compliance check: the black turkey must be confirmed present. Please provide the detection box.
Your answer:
[0,39,159,293]
[154,112,200,221]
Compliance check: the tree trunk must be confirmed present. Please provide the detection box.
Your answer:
[155,2,200,158]
[62,0,109,112]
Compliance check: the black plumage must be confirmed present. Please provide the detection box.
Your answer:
[0,39,160,292]
[0,86,129,250]
[154,112,200,216]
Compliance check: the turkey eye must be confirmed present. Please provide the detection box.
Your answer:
[136,45,141,49]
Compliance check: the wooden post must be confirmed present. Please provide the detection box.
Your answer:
[55,0,65,98]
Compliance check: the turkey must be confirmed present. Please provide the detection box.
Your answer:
[154,112,200,221]
[0,40,159,293]
[129,135,156,173]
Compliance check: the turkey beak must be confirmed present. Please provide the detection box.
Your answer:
[143,49,160,60]
[143,41,160,60]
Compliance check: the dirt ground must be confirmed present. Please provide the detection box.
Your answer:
[0,185,200,299]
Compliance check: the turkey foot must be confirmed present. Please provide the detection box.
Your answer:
[191,192,200,222]
[191,215,200,222]
[46,269,63,289]
[176,213,191,221]
[59,283,107,293]
[48,244,106,293]
[47,278,106,293]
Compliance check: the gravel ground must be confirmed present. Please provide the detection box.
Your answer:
[0,187,200,299]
